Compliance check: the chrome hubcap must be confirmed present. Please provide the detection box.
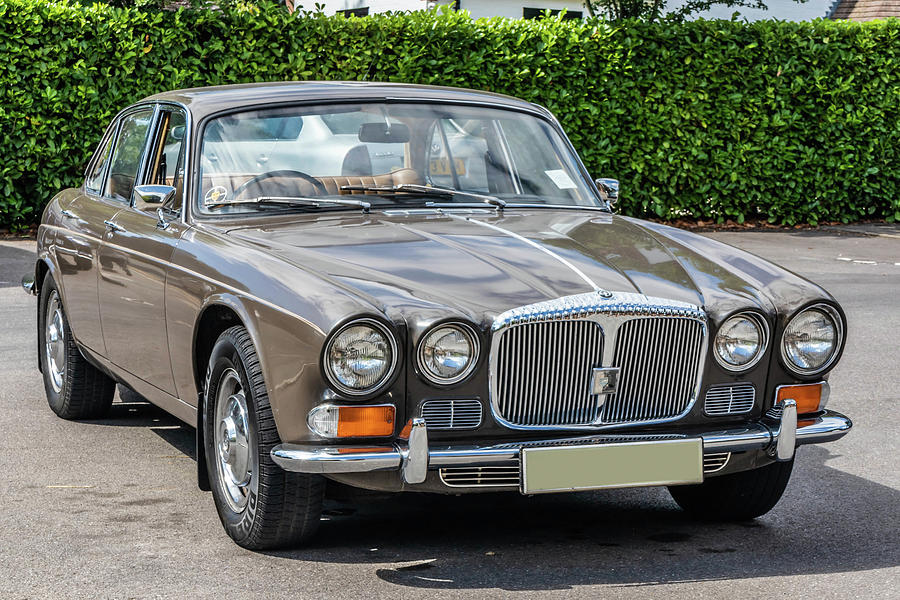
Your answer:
[214,369,253,512]
[45,291,66,393]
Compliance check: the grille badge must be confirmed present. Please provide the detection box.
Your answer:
[591,367,620,396]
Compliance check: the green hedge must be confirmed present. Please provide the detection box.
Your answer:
[2,0,899,229]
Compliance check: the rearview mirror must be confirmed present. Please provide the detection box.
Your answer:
[358,122,410,144]
[134,184,176,209]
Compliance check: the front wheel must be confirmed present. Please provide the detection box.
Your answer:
[668,458,794,521]
[204,325,324,550]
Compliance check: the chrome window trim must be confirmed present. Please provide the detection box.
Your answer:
[99,104,159,205]
[416,322,481,386]
[713,311,770,372]
[487,291,709,432]
[780,303,844,376]
[323,317,399,397]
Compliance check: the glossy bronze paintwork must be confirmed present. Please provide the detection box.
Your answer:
[33,82,844,460]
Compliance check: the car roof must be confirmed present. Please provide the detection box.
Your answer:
[142,81,544,120]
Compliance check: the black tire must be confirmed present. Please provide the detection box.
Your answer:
[38,273,115,419]
[204,325,324,550]
[668,458,794,521]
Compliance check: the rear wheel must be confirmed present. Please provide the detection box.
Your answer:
[668,458,794,520]
[204,325,324,549]
[38,273,115,419]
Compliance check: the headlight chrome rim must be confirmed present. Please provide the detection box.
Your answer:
[417,322,480,386]
[323,317,398,397]
[713,311,769,372]
[780,303,843,376]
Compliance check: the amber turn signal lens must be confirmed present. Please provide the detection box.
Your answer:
[335,405,395,438]
[776,383,825,415]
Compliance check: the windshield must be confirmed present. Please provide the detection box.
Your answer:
[197,102,601,214]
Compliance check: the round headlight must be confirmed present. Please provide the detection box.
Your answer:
[324,319,397,395]
[714,313,767,371]
[781,305,841,375]
[417,323,479,385]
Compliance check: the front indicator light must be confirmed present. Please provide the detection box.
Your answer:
[307,404,395,438]
[775,382,829,415]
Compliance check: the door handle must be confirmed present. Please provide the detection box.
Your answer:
[103,219,125,233]
[60,210,77,219]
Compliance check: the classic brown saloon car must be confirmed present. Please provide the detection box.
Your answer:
[23,82,852,549]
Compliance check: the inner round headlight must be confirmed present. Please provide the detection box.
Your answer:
[714,313,767,371]
[324,319,396,395]
[417,323,479,385]
[782,305,841,374]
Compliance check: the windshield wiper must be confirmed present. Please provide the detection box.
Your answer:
[339,184,506,210]
[205,196,371,212]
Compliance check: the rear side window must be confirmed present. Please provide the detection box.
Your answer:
[103,109,154,203]
[85,130,116,193]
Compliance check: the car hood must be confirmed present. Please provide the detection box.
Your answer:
[224,209,810,325]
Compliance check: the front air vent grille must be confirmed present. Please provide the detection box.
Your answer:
[439,465,520,488]
[703,452,731,473]
[704,383,756,416]
[421,399,483,429]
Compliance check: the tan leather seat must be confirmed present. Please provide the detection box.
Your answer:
[202,168,423,201]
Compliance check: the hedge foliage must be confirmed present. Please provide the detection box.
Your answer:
[1,0,899,229]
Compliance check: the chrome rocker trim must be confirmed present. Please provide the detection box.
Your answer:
[271,409,852,477]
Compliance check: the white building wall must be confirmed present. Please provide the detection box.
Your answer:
[299,0,586,18]
[297,0,835,20]
[667,0,836,21]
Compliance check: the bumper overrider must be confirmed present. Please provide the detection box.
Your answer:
[271,401,852,489]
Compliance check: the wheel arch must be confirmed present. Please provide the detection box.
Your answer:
[191,294,266,491]
[33,257,56,374]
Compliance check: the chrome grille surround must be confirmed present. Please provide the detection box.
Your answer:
[490,291,708,431]
[421,399,483,429]
[704,383,756,416]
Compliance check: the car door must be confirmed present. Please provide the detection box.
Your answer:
[96,105,187,396]
[52,118,132,354]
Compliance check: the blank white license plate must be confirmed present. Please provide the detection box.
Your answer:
[521,438,703,494]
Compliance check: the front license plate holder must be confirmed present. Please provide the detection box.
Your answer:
[521,438,703,494]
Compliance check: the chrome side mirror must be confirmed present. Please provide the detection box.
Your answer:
[595,178,619,208]
[134,184,176,207]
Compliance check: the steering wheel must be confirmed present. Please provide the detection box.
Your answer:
[232,170,327,200]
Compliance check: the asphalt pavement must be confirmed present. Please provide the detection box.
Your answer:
[0,226,897,599]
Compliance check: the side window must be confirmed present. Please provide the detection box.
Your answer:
[147,108,187,212]
[85,128,116,194]
[103,109,154,203]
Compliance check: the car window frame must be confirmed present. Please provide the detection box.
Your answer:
[100,104,159,206]
[187,99,608,224]
[83,120,122,196]
[141,104,189,216]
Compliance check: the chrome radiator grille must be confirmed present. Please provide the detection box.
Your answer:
[601,318,706,424]
[495,320,603,426]
[490,291,708,429]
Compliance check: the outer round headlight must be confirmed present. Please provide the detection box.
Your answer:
[324,319,397,395]
[417,323,479,385]
[714,313,767,371]
[781,305,842,375]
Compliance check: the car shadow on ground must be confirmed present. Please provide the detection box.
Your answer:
[106,395,899,592]
[0,242,37,289]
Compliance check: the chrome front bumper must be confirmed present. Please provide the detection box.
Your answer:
[271,405,852,484]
